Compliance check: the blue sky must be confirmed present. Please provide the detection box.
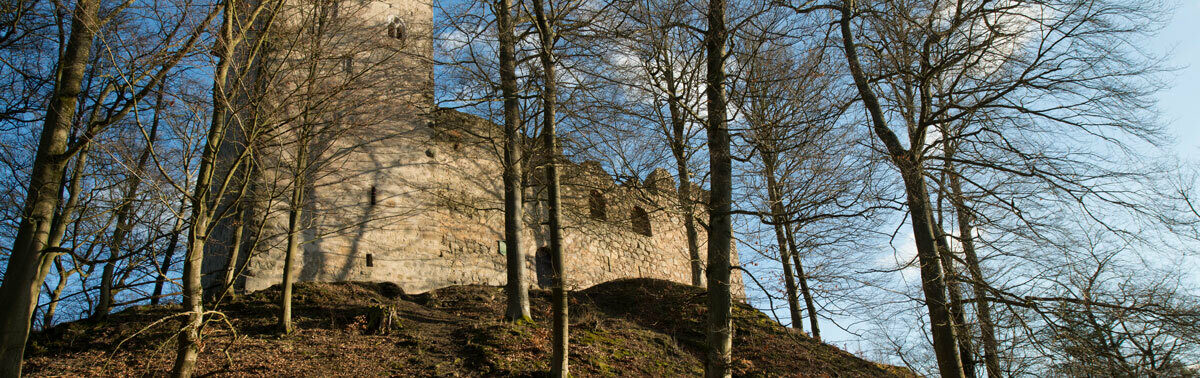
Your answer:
[1155,1,1200,159]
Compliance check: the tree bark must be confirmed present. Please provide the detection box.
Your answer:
[152,197,188,305]
[837,4,964,376]
[783,223,819,341]
[172,2,235,375]
[703,0,733,374]
[663,64,704,287]
[279,134,307,334]
[761,152,803,330]
[532,1,567,375]
[935,227,977,377]
[39,142,93,327]
[949,162,1002,378]
[0,0,100,372]
[221,204,246,301]
[496,0,530,322]
[678,164,704,287]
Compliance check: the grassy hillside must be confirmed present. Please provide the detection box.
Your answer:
[25,278,913,377]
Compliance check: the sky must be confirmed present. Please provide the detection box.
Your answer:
[1155,1,1200,159]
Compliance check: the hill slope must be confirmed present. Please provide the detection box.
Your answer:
[25,278,912,377]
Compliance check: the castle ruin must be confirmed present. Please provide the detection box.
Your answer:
[200,0,743,296]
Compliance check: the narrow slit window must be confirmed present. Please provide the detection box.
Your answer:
[366,253,374,267]
[369,186,377,206]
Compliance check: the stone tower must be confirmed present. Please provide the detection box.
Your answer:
[201,0,743,296]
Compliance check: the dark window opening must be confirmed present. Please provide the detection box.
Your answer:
[366,253,374,267]
[369,186,377,206]
[535,247,555,288]
[386,16,406,45]
[589,190,607,220]
[535,247,556,289]
[631,206,652,236]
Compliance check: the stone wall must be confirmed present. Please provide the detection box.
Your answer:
[201,0,744,298]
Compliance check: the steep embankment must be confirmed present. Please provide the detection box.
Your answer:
[25,279,912,377]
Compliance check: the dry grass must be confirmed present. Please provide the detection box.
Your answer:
[25,279,913,377]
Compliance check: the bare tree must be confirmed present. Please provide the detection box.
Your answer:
[0,0,213,372]
[834,1,965,374]
[492,0,533,323]
[172,0,279,373]
[703,0,733,374]
[531,0,568,373]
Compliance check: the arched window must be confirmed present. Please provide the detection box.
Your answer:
[589,190,607,220]
[386,15,406,45]
[631,206,652,236]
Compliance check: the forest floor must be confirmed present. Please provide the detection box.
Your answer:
[24,278,914,377]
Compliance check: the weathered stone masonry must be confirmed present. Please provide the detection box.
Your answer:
[200,0,743,297]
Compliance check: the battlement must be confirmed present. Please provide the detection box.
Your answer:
[428,108,707,207]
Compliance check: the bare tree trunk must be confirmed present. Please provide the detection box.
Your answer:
[950,164,1001,378]
[902,168,966,378]
[678,165,704,287]
[935,228,977,377]
[783,224,819,341]
[221,204,246,301]
[0,0,100,372]
[153,197,188,305]
[172,2,235,375]
[761,153,803,330]
[39,142,94,327]
[280,133,308,334]
[703,0,732,374]
[173,189,211,378]
[96,110,160,318]
[41,262,74,328]
[96,247,118,317]
[496,0,530,322]
[837,4,964,376]
[663,67,703,287]
[532,0,567,374]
